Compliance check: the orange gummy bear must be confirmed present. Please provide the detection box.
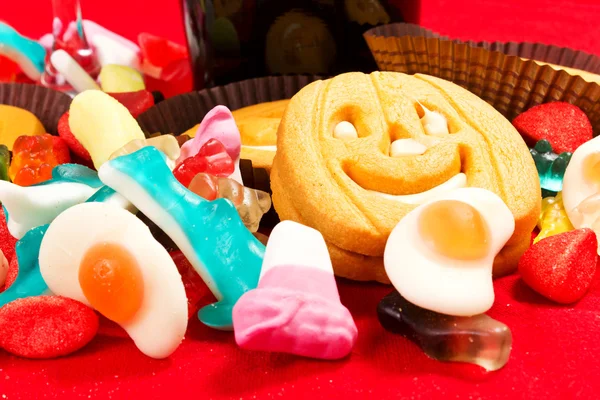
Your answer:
[8,134,71,186]
[79,242,145,324]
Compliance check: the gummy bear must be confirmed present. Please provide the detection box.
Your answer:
[0,145,10,181]
[9,134,71,186]
[377,290,512,372]
[535,192,574,243]
[108,135,181,170]
[189,173,272,232]
[529,139,572,192]
[173,139,234,187]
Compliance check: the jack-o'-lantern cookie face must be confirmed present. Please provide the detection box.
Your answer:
[271,72,540,282]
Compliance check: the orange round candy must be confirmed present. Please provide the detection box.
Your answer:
[418,200,491,260]
[79,242,144,323]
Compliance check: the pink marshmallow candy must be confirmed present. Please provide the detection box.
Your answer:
[232,221,358,360]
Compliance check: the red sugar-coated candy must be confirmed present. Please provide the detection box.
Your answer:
[170,250,212,319]
[107,90,155,118]
[173,139,234,187]
[512,102,593,153]
[519,228,598,304]
[58,112,92,161]
[0,296,99,359]
[0,207,17,265]
[3,256,18,291]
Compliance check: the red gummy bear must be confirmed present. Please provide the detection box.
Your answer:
[170,250,212,319]
[8,134,70,186]
[519,228,598,304]
[513,102,593,154]
[173,139,234,187]
[0,296,99,359]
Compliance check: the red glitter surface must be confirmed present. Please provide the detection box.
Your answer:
[513,102,593,154]
[0,271,599,399]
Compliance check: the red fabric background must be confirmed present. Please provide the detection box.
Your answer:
[2,1,600,399]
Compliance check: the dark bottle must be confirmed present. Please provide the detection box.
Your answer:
[181,0,405,89]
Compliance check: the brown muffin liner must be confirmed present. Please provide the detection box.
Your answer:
[364,23,600,136]
[136,75,324,136]
[0,83,72,135]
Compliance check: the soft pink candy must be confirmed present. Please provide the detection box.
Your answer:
[178,106,242,165]
[232,265,358,360]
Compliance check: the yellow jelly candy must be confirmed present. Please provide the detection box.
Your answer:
[0,105,45,150]
[69,90,146,169]
[99,64,145,93]
[535,192,574,243]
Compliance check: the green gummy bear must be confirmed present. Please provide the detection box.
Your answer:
[0,145,9,181]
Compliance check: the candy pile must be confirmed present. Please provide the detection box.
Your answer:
[0,59,599,377]
[0,8,192,97]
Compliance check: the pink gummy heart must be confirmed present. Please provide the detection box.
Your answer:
[519,228,598,304]
[0,296,99,359]
[512,102,593,153]
[177,106,241,164]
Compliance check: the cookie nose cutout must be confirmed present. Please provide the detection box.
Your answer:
[418,200,491,260]
[390,139,427,157]
[333,121,358,140]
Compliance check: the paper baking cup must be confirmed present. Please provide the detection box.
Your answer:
[0,83,72,135]
[136,75,324,136]
[364,23,600,135]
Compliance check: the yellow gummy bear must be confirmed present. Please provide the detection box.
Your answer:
[69,90,146,169]
[0,105,45,150]
[535,192,574,243]
[99,64,146,93]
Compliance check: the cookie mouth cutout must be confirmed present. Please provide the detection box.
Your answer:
[365,173,468,205]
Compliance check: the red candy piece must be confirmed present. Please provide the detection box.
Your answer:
[138,33,194,98]
[8,134,71,186]
[0,207,17,268]
[107,90,155,118]
[3,256,18,291]
[519,228,598,304]
[58,112,92,161]
[173,139,234,187]
[512,102,593,153]
[0,296,99,359]
[170,250,212,319]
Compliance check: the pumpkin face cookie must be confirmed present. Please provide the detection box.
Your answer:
[271,71,540,282]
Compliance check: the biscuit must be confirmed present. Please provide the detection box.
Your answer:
[271,71,540,282]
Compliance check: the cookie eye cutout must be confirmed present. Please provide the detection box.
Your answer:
[415,101,451,136]
[333,121,358,140]
[418,200,491,260]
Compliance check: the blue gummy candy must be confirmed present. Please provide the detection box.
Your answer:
[0,225,49,307]
[0,22,47,80]
[98,146,265,330]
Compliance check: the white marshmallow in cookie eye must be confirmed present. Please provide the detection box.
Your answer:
[333,121,358,140]
[420,103,449,136]
[390,139,427,157]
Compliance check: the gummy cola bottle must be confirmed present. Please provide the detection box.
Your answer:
[41,0,100,91]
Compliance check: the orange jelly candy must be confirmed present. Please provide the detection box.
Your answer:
[418,200,491,260]
[79,242,144,324]
[8,134,71,186]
